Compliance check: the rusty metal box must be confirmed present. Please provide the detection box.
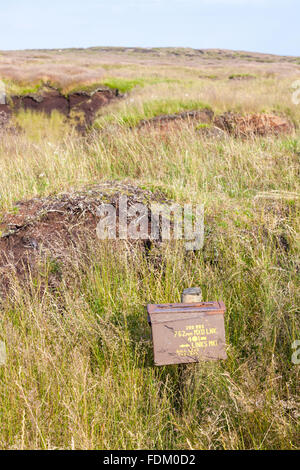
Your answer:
[147,301,227,366]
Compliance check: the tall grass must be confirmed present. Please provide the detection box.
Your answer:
[0,64,299,449]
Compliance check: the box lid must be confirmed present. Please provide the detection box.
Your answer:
[147,301,226,324]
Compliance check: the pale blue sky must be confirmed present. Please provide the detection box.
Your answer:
[0,0,299,55]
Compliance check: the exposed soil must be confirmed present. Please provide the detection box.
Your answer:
[135,109,293,139]
[1,86,121,131]
[214,112,294,137]
[0,182,172,294]
[68,89,120,127]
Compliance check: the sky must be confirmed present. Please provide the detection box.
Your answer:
[0,0,299,56]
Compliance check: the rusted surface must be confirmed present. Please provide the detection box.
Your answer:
[147,301,227,366]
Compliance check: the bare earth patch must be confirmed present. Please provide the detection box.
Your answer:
[0,182,171,293]
[214,112,294,137]
[1,86,121,131]
[135,109,293,139]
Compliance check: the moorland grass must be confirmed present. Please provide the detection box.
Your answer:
[0,62,299,450]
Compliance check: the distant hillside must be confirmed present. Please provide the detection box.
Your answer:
[2,46,299,65]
